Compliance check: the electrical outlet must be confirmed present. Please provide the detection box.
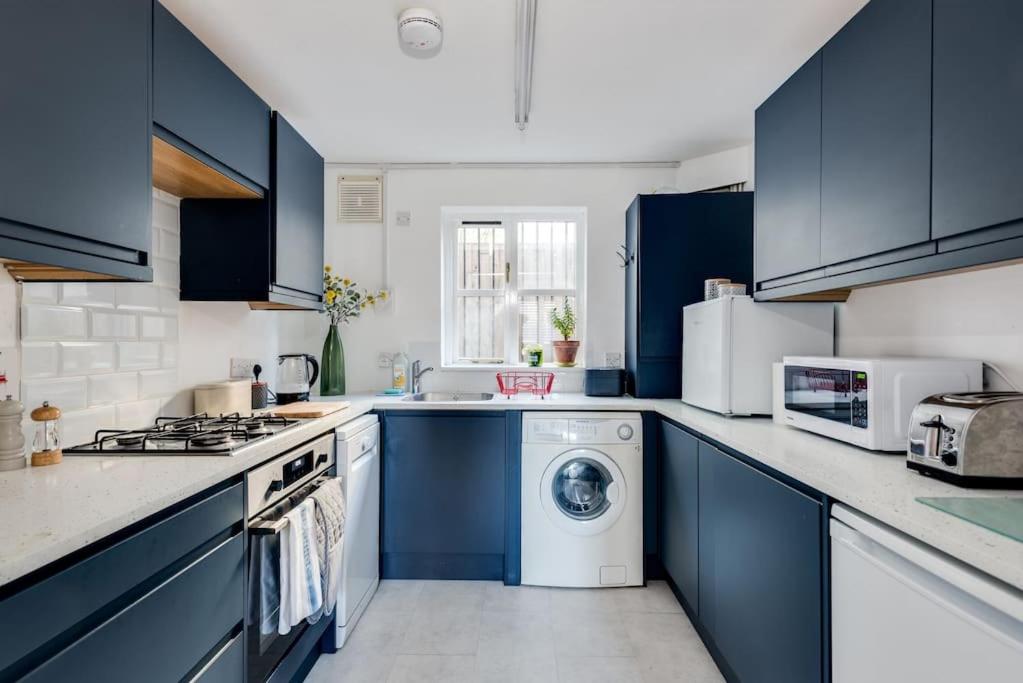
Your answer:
[395,210,411,226]
[377,352,394,369]
[230,357,259,379]
[604,352,622,369]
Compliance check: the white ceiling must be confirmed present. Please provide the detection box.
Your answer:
[162,0,867,164]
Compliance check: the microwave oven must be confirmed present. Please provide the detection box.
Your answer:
[781,357,983,451]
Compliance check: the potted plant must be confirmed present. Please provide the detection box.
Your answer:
[523,343,544,367]
[550,298,580,367]
[320,266,387,396]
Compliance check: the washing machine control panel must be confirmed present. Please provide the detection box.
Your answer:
[523,414,643,444]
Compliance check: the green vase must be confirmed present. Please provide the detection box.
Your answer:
[320,324,346,396]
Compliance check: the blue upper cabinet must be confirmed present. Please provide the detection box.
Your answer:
[0,0,152,281]
[154,1,270,193]
[272,113,325,303]
[819,0,932,266]
[754,52,822,283]
[931,0,1023,241]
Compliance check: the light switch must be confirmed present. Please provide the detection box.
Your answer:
[395,210,411,226]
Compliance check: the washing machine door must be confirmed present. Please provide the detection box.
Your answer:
[540,448,626,536]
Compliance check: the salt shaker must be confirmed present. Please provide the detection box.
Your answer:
[0,395,26,471]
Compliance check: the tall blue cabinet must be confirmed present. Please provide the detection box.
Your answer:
[624,193,753,398]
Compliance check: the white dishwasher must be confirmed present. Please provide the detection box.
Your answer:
[333,414,380,647]
[831,504,1023,683]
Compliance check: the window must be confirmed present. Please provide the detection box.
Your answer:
[442,208,586,367]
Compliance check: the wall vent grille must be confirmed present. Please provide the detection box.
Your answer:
[337,175,383,223]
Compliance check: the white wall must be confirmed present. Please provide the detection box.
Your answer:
[674,145,754,192]
[837,264,1023,390]
[280,164,678,394]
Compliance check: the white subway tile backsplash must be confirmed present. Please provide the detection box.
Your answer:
[154,228,181,260]
[22,305,87,340]
[117,341,160,370]
[22,377,87,412]
[21,342,58,379]
[60,342,116,375]
[60,283,116,308]
[152,197,179,232]
[114,398,162,429]
[153,258,179,289]
[140,315,178,341]
[115,283,160,312]
[159,287,179,313]
[88,372,138,406]
[139,369,177,398]
[61,406,116,446]
[161,343,178,369]
[90,310,138,340]
[21,283,58,304]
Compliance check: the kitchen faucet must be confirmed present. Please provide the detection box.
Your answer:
[411,360,434,393]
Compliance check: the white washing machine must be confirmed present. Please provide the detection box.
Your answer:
[521,412,644,588]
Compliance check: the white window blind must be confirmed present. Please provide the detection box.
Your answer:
[443,209,585,366]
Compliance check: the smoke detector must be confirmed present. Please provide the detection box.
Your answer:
[398,8,443,53]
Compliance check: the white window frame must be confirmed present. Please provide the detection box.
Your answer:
[441,206,587,368]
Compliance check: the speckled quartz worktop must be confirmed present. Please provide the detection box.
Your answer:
[2,392,1021,592]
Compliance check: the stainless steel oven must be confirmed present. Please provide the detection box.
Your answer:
[245,433,335,683]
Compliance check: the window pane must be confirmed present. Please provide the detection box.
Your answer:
[457,295,505,362]
[519,295,577,361]
[457,225,505,291]
[518,221,576,290]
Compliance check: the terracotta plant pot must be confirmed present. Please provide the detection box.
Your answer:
[552,340,580,367]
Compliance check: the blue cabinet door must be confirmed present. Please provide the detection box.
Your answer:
[271,113,324,303]
[154,1,270,190]
[0,0,152,278]
[755,51,822,283]
[659,421,699,614]
[698,442,822,683]
[820,0,932,266]
[382,413,507,579]
[932,0,1023,241]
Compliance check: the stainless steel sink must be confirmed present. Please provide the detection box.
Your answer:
[404,391,495,402]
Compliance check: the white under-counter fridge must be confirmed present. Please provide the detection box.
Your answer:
[681,295,833,415]
[831,505,1023,682]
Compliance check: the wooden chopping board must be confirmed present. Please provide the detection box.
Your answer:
[270,401,350,418]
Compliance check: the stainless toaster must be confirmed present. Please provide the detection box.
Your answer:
[907,392,1023,488]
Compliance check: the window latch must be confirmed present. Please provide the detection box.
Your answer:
[505,262,511,283]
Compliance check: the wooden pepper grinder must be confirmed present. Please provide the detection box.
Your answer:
[0,394,26,471]
[30,401,62,467]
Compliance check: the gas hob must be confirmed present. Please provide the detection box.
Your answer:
[63,413,303,456]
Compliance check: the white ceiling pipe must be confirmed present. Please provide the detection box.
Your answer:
[515,0,538,131]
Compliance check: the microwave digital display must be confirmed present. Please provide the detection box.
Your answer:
[784,365,868,429]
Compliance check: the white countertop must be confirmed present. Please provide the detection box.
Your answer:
[1,392,1020,592]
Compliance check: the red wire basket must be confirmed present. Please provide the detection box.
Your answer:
[496,370,555,398]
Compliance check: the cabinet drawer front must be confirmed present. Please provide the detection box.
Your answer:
[22,534,244,683]
[0,483,242,675]
[190,632,243,683]
[154,3,270,188]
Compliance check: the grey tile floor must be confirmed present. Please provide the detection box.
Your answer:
[306,580,724,683]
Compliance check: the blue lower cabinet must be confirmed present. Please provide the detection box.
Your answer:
[382,412,512,580]
[698,441,823,683]
[659,420,700,614]
[0,482,244,682]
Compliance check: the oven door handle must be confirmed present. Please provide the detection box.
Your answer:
[249,475,333,535]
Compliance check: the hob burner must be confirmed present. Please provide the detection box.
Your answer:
[114,433,147,448]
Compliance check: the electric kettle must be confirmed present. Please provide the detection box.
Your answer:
[276,354,319,404]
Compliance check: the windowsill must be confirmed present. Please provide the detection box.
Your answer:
[440,363,588,373]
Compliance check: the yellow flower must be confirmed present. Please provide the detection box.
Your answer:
[326,290,336,304]
[360,302,367,309]
[324,265,332,273]
[342,278,351,287]
[367,295,375,304]
[378,290,389,300]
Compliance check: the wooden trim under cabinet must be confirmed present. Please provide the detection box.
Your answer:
[152,136,261,200]
[1,259,130,282]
